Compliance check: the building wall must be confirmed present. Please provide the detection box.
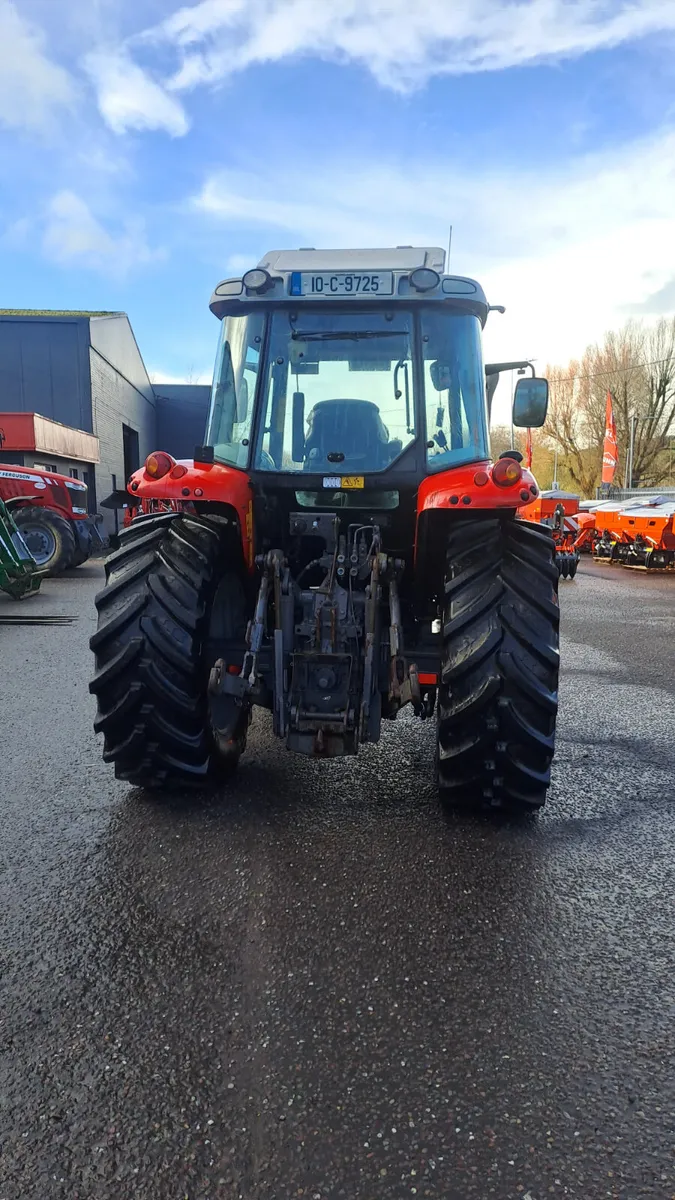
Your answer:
[0,316,92,431]
[88,314,157,533]
[90,349,156,532]
[89,315,154,403]
[0,313,211,534]
[154,383,211,460]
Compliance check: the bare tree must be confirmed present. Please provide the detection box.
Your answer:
[636,319,675,484]
[545,318,675,493]
[543,354,601,495]
[489,424,514,459]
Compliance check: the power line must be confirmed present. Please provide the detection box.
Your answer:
[548,355,674,385]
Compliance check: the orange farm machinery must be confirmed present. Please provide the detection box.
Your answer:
[592,496,675,570]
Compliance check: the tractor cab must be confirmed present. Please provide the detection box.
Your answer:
[205,247,492,492]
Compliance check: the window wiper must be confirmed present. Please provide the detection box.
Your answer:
[291,330,409,341]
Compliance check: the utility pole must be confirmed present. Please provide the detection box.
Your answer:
[627,414,638,490]
[552,447,559,490]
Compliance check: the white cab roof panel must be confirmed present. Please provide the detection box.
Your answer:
[259,247,446,272]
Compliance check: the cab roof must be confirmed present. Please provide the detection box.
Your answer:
[259,247,446,272]
[209,246,489,324]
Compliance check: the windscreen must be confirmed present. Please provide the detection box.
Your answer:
[207,306,489,475]
[254,310,415,473]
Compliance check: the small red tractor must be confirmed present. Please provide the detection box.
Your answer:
[0,463,101,574]
[90,247,559,813]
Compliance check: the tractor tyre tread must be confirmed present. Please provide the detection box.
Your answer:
[437,516,559,813]
[70,524,93,567]
[90,510,247,790]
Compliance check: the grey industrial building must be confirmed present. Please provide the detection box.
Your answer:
[0,311,210,534]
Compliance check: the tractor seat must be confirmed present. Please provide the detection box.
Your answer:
[304,399,391,472]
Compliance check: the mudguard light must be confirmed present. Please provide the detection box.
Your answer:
[492,458,523,487]
[145,451,174,479]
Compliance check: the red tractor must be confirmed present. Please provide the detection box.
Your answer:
[90,247,559,813]
[0,464,101,574]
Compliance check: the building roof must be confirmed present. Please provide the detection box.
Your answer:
[0,309,121,317]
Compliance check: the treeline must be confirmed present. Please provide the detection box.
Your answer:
[491,318,675,497]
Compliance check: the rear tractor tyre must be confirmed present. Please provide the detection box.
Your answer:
[13,506,76,575]
[90,511,250,790]
[437,517,559,814]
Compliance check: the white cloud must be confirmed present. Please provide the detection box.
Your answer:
[192,127,675,422]
[149,367,212,385]
[83,48,189,136]
[0,0,75,132]
[140,0,675,93]
[225,252,257,273]
[41,190,164,277]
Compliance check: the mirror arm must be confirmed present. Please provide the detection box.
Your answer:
[485,360,535,377]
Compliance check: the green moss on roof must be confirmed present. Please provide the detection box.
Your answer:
[0,309,122,317]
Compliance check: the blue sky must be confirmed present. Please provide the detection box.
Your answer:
[2,0,675,424]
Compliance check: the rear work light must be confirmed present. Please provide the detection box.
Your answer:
[145,451,174,479]
[243,268,273,293]
[409,267,440,292]
[492,457,523,487]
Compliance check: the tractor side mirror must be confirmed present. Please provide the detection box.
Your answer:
[292,391,305,461]
[513,377,549,428]
[430,360,451,391]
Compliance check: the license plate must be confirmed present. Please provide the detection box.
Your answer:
[323,475,364,489]
[300,272,393,297]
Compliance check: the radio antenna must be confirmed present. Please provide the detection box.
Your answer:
[446,224,453,270]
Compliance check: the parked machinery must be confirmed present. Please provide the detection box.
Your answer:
[593,496,675,570]
[518,489,582,578]
[0,464,101,574]
[90,246,560,813]
[0,497,41,598]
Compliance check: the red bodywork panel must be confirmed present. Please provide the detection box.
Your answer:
[129,459,255,567]
[417,459,538,514]
[0,463,88,521]
[130,455,540,572]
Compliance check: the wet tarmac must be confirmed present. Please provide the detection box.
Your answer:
[1,559,674,1200]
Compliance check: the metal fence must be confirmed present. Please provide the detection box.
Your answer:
[595,486,675,501]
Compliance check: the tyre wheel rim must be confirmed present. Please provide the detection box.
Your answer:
[21,525,57,565]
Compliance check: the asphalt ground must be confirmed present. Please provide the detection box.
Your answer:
[1,558,674,1200]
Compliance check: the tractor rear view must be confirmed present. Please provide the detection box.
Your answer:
[91,247,559,813]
